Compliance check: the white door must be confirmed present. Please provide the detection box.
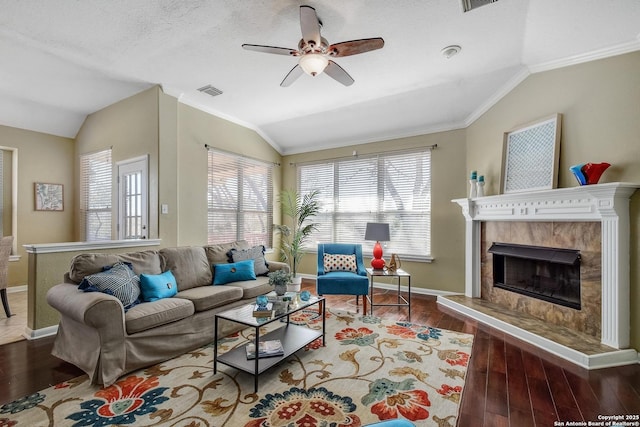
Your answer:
[117,155,148,240]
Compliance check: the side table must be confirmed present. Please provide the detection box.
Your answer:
[366,267,411,320]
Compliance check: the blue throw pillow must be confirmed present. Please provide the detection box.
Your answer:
[213,259,256,285]
[140,270,178,302]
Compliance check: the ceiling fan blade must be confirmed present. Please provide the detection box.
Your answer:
[242,44,298,56]
[280,64,304,87]
[324,60,354,86]
[328,38,385,57]
[300,5,321,47]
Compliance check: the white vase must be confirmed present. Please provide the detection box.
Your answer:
[287,275,302,293]
[287,283,301,292]
[469,179,477,198]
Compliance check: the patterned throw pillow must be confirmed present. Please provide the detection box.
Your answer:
[323,254,357,273]
[78,262,141,310]
[228,245,269,276]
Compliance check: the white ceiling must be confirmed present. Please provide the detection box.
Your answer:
[1,0,639,154]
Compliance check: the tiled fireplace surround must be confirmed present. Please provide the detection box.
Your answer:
[439,182,639,369]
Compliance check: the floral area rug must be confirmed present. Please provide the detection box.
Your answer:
[0,308,473,426]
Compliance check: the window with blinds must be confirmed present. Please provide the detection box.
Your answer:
[298,148,432,259]
[80,148,113,241]
[207,149,274,248]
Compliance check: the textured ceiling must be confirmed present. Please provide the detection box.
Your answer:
[1,0,639,154]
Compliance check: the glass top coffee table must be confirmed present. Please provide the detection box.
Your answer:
[213,295,325,392]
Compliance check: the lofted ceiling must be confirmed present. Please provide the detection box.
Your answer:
[1,0,639,154]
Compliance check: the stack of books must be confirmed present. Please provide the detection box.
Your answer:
[245,339,284,359]
[252,303,274,318]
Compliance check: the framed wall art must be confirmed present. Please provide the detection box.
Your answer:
[34,182,64,211]
[500,113,562,194]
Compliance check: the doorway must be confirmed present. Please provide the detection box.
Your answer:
[117,155,148,240]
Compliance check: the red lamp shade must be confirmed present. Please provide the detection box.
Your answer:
[365,223,390,270]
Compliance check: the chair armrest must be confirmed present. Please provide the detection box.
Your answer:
[355,247,367,276]
[317,244,325,276]
[47,283,125,329]
[267,261,290,274]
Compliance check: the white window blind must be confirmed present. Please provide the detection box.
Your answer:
[207,149,274,248]
[80,148,113,241]
[298,148,432,259]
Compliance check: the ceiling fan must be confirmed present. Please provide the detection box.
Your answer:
[242,5,384,87]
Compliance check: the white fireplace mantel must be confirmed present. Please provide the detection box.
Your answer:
[452,182,639,350]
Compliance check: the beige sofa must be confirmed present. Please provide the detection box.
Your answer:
[46,241,288,386]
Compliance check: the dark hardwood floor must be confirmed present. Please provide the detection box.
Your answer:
[1,280,639,426]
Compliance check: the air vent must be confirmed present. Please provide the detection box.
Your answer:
[461,0,498,13]
[197,85,223,97]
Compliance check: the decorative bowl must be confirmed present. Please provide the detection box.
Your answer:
[570,162,610,185]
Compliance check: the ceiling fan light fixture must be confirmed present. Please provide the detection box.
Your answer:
[299,53,329,76]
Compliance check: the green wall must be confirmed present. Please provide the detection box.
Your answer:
[75,86,283,248]
[466,51,640,349]
[75,86,160,240]
[0,125,74,288]
[172,102,283,247]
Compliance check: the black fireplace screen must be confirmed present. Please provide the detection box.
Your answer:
[488,242,581,310]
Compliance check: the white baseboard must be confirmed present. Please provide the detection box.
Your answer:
[23,325,58,340]
[371,281,458,297]
[7,285,27,293]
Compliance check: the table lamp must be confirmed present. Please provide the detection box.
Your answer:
[364,222,390,270]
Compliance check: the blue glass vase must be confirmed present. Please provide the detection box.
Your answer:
[256,295,269,308]
[300,290,311,301]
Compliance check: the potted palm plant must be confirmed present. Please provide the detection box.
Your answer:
[274,189,320,292]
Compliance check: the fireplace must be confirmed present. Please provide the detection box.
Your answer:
[481,222,598,337]
[442,183,639,369]
[488,242,581,310]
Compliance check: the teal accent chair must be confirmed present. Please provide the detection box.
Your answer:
[316,243,369,314]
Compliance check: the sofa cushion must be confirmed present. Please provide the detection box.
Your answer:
[125,298,195,334]
[78,262,141,311]
[175,285,243,312]
[69,250,162,283]
[204,240,250,265]
[226,276,273,300]
[160,247,212,291]
[228,245,269,276]
[213,260,256,285]
[140,271,178,302]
